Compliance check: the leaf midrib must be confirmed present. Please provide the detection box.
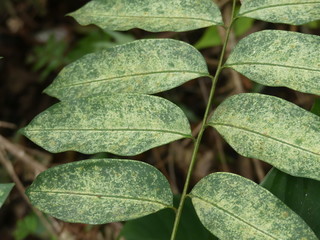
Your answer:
[30,190,170,207]
[212,123,319,156]
[49,70,209,89]
[191,195,278,240]
[26,128,192,138]
[239,2,320,16]
[75,14,219,24]
[225,62,320,72]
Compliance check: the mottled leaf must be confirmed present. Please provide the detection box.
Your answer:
[190,172,317,240]
[22,94,192,156]
[68,0,223,32]
[45,39,209,100]
[261,168,320,238]
[0,183,14,208]
[225,30,320,95]
[208,93,320,181]
[26,159,173,224]
[239,0,320,25]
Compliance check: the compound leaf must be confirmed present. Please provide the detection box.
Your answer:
[0,183,14,208]
[225,30,320,95]
[22,94,192,156]
[239,0,320,25]
[190,172,317,240]
[208,93,320,181]
[45,39,209,100]
[26,159,173,224]
[68,0,223,32]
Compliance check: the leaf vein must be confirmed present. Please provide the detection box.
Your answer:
[30,190,170,207]
[26,128,192,138]
[239,2,320,16]
[212,123,319,156]
[76,14,219,24]
[51,70,209,89]
[191,195,278,240]
[225,62,319,72]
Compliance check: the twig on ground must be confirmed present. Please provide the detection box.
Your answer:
[0,135,46,173]
[0,121,16,129]
[0,145,60,237]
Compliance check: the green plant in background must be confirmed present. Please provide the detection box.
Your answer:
[195,7,254,50]
[13,212,51,240]
[20,0,320,239]
[27,28,134,81]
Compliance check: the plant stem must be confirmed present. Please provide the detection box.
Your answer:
[169,1,237,239]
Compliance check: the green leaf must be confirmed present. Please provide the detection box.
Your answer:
[190,172,317,240]
[239,0,320,25]
[233,17,254,36]
[261,168,320,238]
[0,183,14,208]
[194,26,222,50]
[120,196,217,240]
[208,93,320,181]
[68,0,223,32]
[311,98,320,116]
[26,159,173,224]
[45,39,209,100]
[22,94,192,156]
[14,213,40,240]
[225,30,320,95]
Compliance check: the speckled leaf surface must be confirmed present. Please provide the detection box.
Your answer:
[68,0,223,32]
[44,39,209,101]
[21,94,192,156]
[190,172,317,240]
[225,30,320,95]
[208,93,320,181]
[0,183,14,208]
[239,0,320,25]
[26,159,173,224]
